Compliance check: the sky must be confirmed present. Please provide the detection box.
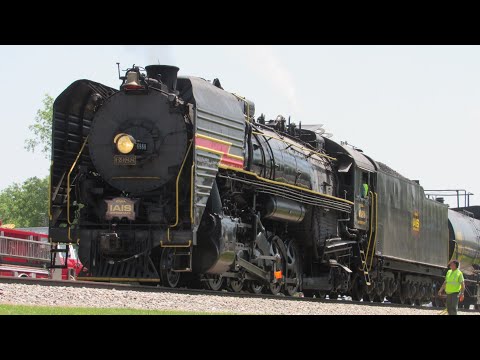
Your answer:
[0,45,478,208]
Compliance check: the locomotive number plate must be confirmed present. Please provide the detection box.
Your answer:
[105,198,136,220]
[136,141,147,151]
[114,155,136,166]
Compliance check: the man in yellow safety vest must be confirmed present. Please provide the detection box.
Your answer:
[438,260,465,315]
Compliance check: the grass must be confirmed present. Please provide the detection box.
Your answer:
[0,304,234,315]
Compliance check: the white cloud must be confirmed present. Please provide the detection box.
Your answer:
[229,45,299,114]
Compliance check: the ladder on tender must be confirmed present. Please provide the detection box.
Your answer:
[359,249,371,286]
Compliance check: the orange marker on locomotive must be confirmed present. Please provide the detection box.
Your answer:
[48,64,479,307]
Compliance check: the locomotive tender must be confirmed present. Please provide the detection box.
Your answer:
[48,64,480,307]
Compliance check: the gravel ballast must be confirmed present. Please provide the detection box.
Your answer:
[0,283,477,315]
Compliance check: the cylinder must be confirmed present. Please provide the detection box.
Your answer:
[263,196,306,223]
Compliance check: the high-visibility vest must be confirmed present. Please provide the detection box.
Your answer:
[445,269,464,294]
[362,184,369,197]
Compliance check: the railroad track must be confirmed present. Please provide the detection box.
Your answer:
[0,276,478,313]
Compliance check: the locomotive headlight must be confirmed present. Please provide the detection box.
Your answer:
[114,133,136,154]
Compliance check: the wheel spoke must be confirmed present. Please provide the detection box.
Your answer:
[205,275,224,291]
[284,240,301,296]
[269,282,282,295]
[249,281,264,294]
[268,238,283,295]
[228,278,244,292]
[160,248,180,288]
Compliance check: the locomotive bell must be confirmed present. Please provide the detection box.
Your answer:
[125,71,140,87]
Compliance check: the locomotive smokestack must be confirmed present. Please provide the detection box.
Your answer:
[145,65,179,92]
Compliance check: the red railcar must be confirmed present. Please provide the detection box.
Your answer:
[0,222,81,280]
[0,225,50,278]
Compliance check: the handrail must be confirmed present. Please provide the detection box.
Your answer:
[48,160,53,221]
[190,164,194,224]
[257,133,337,161]
[0,236,51,262]
[365,191,375,263]
[232,93,250,123]
[68,227,75,242]
[0,235,50,245]
[160,240,192,248]
[369,192,379,271]
[67,136,89,225]
[170,140,193,228]
[219,164,354,205]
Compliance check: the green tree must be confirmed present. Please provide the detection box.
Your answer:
[0,96,53,227]
[24,93,53,159]
[0,177,49,227]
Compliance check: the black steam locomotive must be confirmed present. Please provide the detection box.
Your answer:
[48,64,480,308]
